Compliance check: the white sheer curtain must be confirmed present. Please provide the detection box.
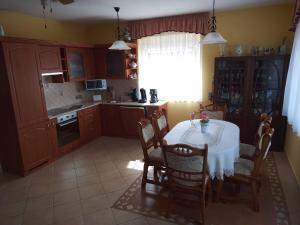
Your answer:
[138,32,202,101]
[283,23,300,137]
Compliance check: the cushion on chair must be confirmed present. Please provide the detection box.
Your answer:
[142,123,155,143]
[148,147,164,163]
[172,172,209,187]
[234,158,255,176]
[240,143,256,157]
[157,115,167,131]
[206,111,223,120]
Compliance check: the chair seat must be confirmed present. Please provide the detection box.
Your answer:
[234,158,254,176]
[172,172,209,187]
[148,147,164,163]
[240,143,256,157]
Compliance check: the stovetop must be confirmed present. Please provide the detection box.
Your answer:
[47,104,83,117]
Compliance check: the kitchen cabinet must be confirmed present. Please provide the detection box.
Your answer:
[120,106,146,138]
[37,45,63,74]
[83,48,96,80]
[79,105,101,143]
[213,55,289,151]
[19,121,53,172]
[94,43,138,80]
[48,118,58,160]
[2,42,48,128]
[66,47,86,81]
[101,104,124,136]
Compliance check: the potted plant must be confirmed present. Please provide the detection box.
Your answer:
[200,111,209,133]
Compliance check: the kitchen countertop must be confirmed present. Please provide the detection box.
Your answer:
[48,100,168,119]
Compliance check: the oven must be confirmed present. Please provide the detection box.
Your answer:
[56,111,80,147]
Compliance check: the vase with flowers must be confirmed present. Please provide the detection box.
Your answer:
[200,111,209,133]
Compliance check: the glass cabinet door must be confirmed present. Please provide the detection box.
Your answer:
[67,49,85,81]
[215,59,246,114]
[251,58,284,116]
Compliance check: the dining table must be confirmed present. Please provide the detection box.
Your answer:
[163,119,240,201]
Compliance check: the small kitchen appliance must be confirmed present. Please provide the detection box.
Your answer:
[86,79,107,91]
[139,88,147,103]
[150,89,158,103]
[130,88,139,102]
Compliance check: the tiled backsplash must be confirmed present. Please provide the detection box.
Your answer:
[43,82,93,110]
[43,79,139,110]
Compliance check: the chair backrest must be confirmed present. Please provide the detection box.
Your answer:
[253,113,273,146]
[162,144,208,190]
[199,103,227,120]
[252,125,275,176]
[152,110,169,146]
[137,118,158,161]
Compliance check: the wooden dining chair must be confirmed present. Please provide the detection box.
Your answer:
[152,110,170,146]
[137,118,165,189]
[240,113,272,159]
[225,125,275,212]
[199,103,227,120]
[162,144,210,225]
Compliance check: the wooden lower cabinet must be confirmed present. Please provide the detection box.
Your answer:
[101,104,124,136]
[79,105,101,144]
[19,121,53,173]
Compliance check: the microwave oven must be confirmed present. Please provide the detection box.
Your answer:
[86,79,107,91]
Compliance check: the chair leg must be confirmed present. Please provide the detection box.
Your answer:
[215,179,223,202]
[205,180,212,206]
[251,181,259,212]
[201,192,207,225]
[166,191,173,218]
[235,182,241,195]
[142,163,149,190]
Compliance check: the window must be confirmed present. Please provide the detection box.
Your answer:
[138,32,202,101]
[283,23,300,137]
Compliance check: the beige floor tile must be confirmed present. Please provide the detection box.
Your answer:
[98,169,122,182]
[102,178,129,193]
[53,215,84,225]
[79,183,105,200]
[25,195,53,212]
[0,190,28,205]
[0,214,23,225]
[112,208,142,224]
[53,201,82,224]
[54,188,80,206]
[54,168,76,181]
[119,217,149,225]
[146,217,176,225]
[77,174,100,187]
[76,165,97,177]
[23,207,53,225]
[28,183,53,198]
[84,209,116,225]
[106,190,125,207]
[53,177,77,193]
[81,194,109,215]
[95,161,117,172]
[0,201,26,217]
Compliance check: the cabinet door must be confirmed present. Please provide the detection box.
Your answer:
[83,48,96,80]
[94,47,108,78]
[19,121,52,171]
[79,106,101,143]
[101,105,123,136]
[66,48,86,81]
[120,106,145,138]
[3,42,48,128]
[106,51,125,78]
[37,45,62,74]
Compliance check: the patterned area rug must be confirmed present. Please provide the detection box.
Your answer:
[112,154,291,225]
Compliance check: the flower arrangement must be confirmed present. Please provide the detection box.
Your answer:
[200,111,209,124]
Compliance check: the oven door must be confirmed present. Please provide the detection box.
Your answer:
[56,118,80,147]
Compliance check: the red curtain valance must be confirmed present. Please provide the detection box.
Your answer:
[128,12,209,40]
[290,0,300,31]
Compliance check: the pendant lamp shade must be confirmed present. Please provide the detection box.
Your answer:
[109,7,131,50]
[201,0,227,45]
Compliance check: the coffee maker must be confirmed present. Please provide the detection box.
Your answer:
[150,89,158,103]
[139,88,147,103]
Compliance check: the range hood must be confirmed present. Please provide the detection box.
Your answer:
[41,72,63,76]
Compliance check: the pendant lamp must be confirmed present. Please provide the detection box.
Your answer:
[109,7,131,50]
[202,0,227,44]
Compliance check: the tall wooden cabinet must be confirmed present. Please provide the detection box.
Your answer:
[0,40,53,175]
[213,55,289,151]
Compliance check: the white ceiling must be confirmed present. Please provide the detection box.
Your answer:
[0,0,292,23]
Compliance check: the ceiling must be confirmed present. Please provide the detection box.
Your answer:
[0,0,292,23]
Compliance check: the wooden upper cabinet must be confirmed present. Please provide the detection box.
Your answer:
[66,47,86,81]
[19,120,52,172]
[94,46,108,79]
[2,42,48,128]
[37,45,63,74]
[83,48,96,80]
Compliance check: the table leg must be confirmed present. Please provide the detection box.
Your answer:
[215,179,223,202]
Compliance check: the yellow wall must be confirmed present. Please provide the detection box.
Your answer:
[285,126,300,186]
[0,10,90,43]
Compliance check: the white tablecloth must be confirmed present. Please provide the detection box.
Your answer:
[164,119,240,179]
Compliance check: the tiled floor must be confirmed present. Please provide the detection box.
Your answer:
[0,137,299,225]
